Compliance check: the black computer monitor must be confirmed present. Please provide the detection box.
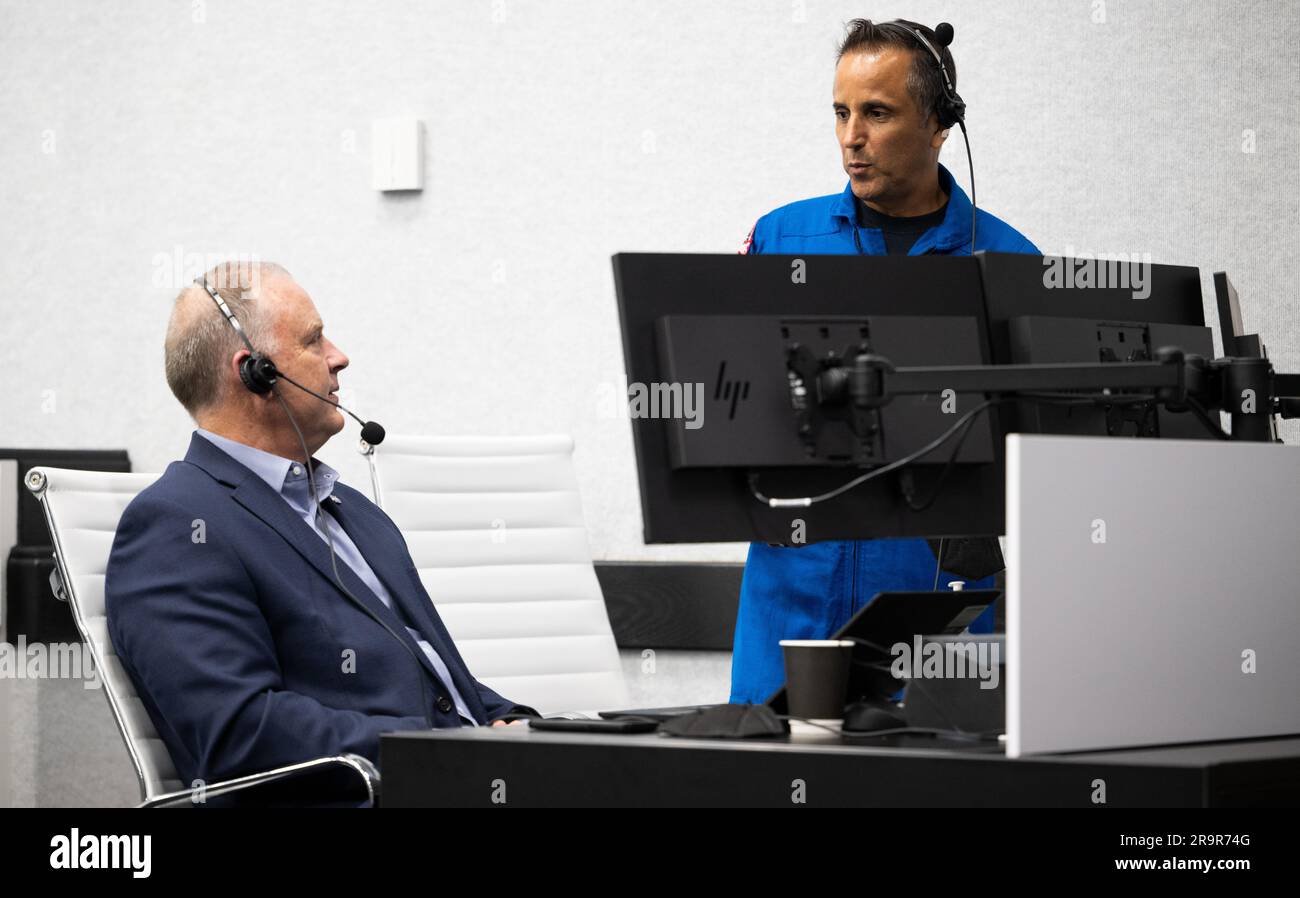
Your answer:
[1213,270,1265,359]
[612,252,1004,544]
[1211,271,1281,440]
[976,253,1213,440]
[615,252,1222,546]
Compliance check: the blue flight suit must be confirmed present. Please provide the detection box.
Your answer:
[731,162,1040,703]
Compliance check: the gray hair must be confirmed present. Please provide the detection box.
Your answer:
[163,260,291,417]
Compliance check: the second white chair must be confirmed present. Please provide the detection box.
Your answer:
[359,434,629,715]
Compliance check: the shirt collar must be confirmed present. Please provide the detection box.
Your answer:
[195,429,339,507]
[831,163,973,253]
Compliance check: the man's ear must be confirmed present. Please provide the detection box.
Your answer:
[229,349,250,383]
[228,349,268,400]
[930,118,950,150]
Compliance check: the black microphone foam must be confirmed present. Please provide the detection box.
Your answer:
[934,22,954,47]
[360,421,386,445]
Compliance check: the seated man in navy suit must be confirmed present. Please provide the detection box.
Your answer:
[106,260,536,802]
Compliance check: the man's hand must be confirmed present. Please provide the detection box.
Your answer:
[490,719,526,727]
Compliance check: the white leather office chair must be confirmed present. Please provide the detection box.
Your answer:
[359,434,629,714]
[25,466,380,807]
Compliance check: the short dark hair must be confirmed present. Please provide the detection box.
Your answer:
[836,19,956,125]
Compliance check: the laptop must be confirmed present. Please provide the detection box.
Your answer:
[1007,433,1300,756]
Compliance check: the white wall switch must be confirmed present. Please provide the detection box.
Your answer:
[372,117,424,192]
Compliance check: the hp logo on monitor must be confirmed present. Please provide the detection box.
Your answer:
[715,362,751,420]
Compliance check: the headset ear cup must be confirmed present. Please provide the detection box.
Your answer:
[942,93,966,129]
[239,354,278,394]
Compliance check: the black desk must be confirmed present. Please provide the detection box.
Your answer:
[380,724,1300,807]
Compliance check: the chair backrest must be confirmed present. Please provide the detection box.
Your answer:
[24,466,182,801]
[360,434,629,714]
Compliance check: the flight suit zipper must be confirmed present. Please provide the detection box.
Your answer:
[850,539,859,614]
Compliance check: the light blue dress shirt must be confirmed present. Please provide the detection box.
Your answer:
[196,429,477,725]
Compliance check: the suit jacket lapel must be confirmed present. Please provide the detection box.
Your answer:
[184,434,448,688]
[320,494,427,635]
[325,493,489,722]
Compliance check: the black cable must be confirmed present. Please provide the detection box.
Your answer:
[1182,395,1231,440]
[902,401,992,513]
[271,386,435,729]
[778,715,999,743]
[750,395,1011,508]
[902,391,1159,514]
[1016,391,1158,405]
[958,120,976,255]
[751,390,1183,510]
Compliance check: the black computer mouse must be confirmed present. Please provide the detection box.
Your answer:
[842,702,908,733]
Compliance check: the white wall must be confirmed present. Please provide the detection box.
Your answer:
[3,0,1298,564]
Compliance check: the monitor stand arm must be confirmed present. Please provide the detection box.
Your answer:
[843,346,1297,443]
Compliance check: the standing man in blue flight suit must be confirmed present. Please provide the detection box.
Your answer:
[731,19,1041,704]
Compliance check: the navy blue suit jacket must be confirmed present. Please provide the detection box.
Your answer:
[106,433,532,792]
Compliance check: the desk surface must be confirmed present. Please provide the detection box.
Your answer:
[380,725,1300,807]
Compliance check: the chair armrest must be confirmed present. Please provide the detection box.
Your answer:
[49,564,67,602]
[138,753,381,808]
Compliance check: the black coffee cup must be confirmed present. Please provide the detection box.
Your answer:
[779,639,855,721]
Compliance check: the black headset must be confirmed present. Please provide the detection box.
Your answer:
[198,277,281,394]
[849,21,977,256]
[897,21,966,130]
[197,276,386,443]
